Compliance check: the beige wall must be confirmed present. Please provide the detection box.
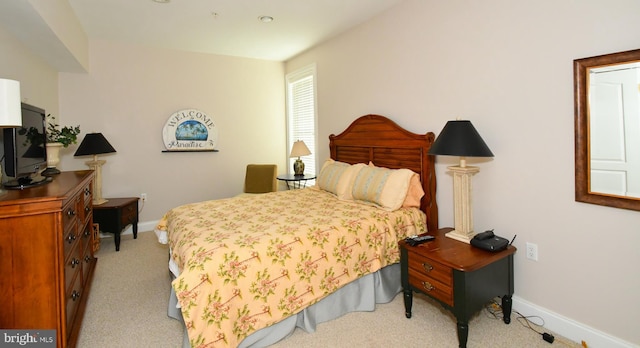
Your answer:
[286,0,640,345]
[58,40,286,221]
[0,26,58,116]
[2,1,639,345]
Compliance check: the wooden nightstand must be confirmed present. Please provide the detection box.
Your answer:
[92,197,139,251]
[400,228,516,348]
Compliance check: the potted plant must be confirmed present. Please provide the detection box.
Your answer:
[44,115,80,175]
[45,115,81,147]
[19,114,81,147]
[20,114,81,175]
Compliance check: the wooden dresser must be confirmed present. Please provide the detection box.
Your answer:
[0,171,96,348]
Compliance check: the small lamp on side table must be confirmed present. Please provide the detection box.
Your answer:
[289,140,311,176]
[0,79,22,196]
[428,120,494,243]
[74,133,116,205]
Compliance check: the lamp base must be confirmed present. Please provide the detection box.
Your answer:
[293,158,305,176]
[447,164,481,244]
[445,229,475,244]
[93,198,108,206]
[85,157,108,206]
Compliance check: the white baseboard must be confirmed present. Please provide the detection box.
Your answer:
[512,296,637,348]
[111,221,637,348]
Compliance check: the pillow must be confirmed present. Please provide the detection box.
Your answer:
[366,162,424,209]
[402,173,424,208]
[352,164,422,211]
[316,159,364,200]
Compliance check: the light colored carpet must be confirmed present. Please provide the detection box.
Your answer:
[78,231,580,348]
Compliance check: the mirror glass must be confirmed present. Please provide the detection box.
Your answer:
[574,49,640,211]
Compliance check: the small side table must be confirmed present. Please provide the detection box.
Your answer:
[92,197,139,251]
[276,173,316,190]
[400,228,516,348]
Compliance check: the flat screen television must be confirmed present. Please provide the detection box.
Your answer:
[2,102,52,189]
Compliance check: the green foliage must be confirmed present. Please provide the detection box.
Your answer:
[18,114,81,148]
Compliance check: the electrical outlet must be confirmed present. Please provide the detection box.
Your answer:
[140,193,147,202]
[526,242,538,261]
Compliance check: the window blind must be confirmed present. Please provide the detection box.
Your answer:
[286,65,317,178]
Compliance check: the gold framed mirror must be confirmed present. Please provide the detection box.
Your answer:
[574,48,640,211]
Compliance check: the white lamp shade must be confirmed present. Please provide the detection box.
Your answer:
[289,140,311,158]
[0,79,22,127]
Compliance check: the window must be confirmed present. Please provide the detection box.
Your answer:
[286,64,317,177]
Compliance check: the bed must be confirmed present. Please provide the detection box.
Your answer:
[155,114,439,347]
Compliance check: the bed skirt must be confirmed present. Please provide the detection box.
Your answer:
[167,263,402,348]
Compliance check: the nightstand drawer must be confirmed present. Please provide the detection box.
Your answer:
[120,202,137,225]
[408,270,453,306]
[405,249,452,286]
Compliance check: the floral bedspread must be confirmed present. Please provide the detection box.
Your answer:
[156,188,426,348]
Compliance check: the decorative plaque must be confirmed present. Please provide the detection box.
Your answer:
[162,109,218,152]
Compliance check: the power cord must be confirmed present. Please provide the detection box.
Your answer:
[138,197,145,214]
[484,298,584,347]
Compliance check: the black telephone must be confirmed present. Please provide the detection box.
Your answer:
[473,230,496,240]
[470,229,511,252]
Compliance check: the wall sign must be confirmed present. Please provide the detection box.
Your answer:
[162,109,219,152]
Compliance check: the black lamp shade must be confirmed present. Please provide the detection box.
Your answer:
[74,133,116,156]
[428,120,494,157]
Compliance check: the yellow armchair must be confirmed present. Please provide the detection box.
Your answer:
[243,164,278,194]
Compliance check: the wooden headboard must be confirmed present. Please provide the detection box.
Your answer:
[329,114,438,232]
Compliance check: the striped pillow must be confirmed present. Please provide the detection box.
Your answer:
[351,165,416,211]
[317,160,350,195]
[317,160,365,200]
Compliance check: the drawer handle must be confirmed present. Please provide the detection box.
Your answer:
[71,290,81,301]
[71,258,80,268]
[421,281,435,292]
[84,228,90,237]
[84,187,91,196]
[85,206,91,213]
[67,209,76,217]
[422,262,433,272]
[84,255,92,263]
[67,234,77,243]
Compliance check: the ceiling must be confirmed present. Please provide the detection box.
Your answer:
[67,0,403,62]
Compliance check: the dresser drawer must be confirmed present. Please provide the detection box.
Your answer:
[81,224,93,284]
[65,276,83,335]
[62,199,79,230]
[64,244,82,292]
[80,184,92,225]
[63,222,79,260]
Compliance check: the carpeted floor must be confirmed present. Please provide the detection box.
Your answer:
[77,231,580,348]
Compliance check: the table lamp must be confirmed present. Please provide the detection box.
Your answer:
[289,140,311,176]
[74,133,116,205]
[0,79,22,196]
[428,120,494,243]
